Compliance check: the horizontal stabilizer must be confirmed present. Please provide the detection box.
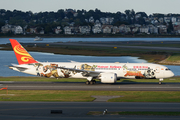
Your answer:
[9,64,29,70]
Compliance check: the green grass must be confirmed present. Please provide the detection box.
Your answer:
[117,111,180,116]
[118,77,180,83]
[108,91,180,102]
[1,90,180,102]
[88,111,180,116]
[121,43,180,48]
[0,77,87,82]
[0,90,95,102]
[166,54,180,62]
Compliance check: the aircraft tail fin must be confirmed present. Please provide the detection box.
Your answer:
[9,39,38,65]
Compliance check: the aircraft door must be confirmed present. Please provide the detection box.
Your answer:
[156,67,160,73]
[117,68,123,78]
[155,66,163,78]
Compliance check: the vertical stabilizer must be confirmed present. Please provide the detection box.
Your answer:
[9,39,38,65]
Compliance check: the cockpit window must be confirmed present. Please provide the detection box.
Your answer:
[165,68,171,71]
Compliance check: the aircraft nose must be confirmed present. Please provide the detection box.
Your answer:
[171,71,174,77]
[164,70,174,78]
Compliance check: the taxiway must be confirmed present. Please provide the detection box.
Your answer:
[0,81,180,91]
[0,102,180,120]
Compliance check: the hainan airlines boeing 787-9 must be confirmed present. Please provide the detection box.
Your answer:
[8,39,174,84]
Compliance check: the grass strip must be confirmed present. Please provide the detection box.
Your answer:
[87,111,180,116]
[0,77,87,82]
[0,90,180,102]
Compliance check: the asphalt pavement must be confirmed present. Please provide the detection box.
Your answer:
[0,101,180,120]
[1,81,180,91]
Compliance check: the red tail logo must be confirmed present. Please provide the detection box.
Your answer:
[9,39,38,65]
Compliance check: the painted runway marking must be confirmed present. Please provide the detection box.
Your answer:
[6,86,180,89]
[0,81,14,83]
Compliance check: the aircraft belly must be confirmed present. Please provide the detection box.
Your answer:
[124,76,136,79]
[70,73,86,79]
[155,72,163,79]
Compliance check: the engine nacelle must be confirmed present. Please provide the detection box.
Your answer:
[100,73,117,83]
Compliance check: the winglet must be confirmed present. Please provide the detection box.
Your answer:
[9,39,38,65]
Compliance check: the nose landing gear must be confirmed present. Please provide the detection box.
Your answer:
[159,78,163,85]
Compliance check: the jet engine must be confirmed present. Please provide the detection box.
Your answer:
[100,73,117,83]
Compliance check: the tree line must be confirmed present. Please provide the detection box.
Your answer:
[0,8,179,34]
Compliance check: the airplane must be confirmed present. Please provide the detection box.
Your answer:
[8,39,174,85]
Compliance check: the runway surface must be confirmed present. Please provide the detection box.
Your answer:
[0,81,180,91]
[20,41,180,51]
[1,82,180,119]
[0,101,180,120]
[49,42,180,51]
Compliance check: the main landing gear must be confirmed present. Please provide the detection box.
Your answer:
[159,78,163,85]
[86,80,96,85]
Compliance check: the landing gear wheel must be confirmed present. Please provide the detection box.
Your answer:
[86,81,90,85]
[159,81,162,85]
[90,81,94,85]
[159,78,163,85]
[90,80,96,85]
[86,80,96,85]
[93,80,96,84]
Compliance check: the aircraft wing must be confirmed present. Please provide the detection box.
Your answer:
[57,66,102,76]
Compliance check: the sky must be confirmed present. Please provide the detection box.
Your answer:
[0,0,180,15]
